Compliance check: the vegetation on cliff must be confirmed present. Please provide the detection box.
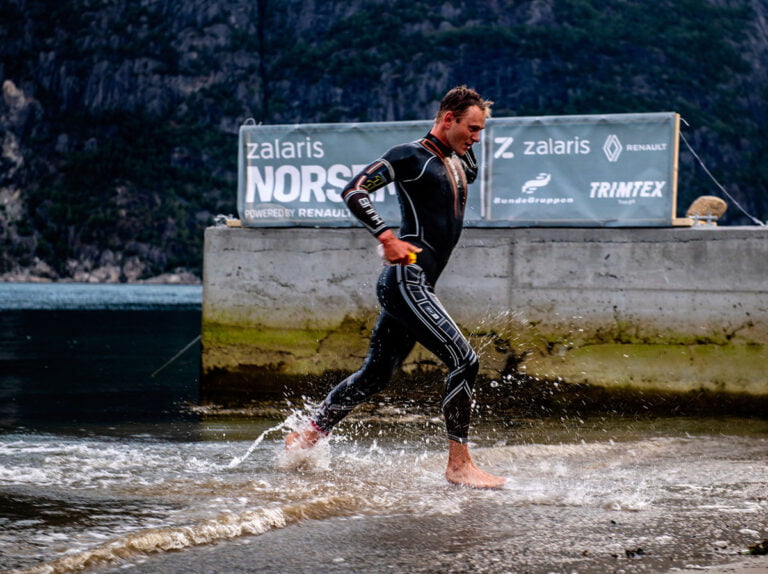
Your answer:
[1,0,766,281]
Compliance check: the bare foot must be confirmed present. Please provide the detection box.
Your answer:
[445,440,506,489]
[284,422,326,450]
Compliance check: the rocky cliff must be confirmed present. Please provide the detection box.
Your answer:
[1,0,767,282]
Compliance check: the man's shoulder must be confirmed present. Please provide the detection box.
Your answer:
[383,138,434,164]
[381,140,433,180]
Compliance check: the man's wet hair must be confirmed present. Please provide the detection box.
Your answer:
[437,85,493,120]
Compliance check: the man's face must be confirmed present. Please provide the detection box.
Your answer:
[444,105,486,156]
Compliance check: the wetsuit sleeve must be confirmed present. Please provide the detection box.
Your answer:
[460,146,479,184]
[341,143,418,237]
[341,159,394,237]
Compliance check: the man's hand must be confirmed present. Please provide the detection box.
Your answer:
[378,229,422,265]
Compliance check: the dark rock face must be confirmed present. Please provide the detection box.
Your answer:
[1,0,767,281]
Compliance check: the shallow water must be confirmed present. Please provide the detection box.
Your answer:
[1,284,767,574]
[2,416,767,574]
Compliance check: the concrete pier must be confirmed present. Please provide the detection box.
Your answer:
[201,225,768,404]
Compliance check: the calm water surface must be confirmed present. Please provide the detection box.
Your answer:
[0,284,766,574]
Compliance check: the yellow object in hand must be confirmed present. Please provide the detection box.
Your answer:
[406,252,417,265]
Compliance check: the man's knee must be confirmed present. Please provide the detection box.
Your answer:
[460,352,479,389]
[443,352,478,399]
[341,366,390,402]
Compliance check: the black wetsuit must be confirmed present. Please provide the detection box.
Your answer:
[312,132,480,443]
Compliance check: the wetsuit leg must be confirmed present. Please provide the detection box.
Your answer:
[313,308,416,433]
[380,264,479,444]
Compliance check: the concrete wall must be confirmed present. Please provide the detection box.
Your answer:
[201,225,768,401]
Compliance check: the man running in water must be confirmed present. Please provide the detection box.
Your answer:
[286,86,506,489]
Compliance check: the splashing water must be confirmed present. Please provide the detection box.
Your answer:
[276,438,333,474]
[226,421,288,469]
[2,417,767,574]
[226,410,335,473]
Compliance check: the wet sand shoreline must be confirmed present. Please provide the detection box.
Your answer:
[670,557,768,573]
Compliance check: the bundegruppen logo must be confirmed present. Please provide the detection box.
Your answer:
[522,173,551,194]
[603,134,623,162]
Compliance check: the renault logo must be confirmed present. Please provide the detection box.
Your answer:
[603,134,623,162]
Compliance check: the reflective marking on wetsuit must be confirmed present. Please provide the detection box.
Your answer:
[396,266,450,344]
[391,264,477,443]
[396,153,433,246]
[365,159,389,174]
[402,156,435,183]
[374,158,395,178]
[343,189,386,235]
[419,137,446,158]
[445,155,467,217]
[341,159,395,236]
[442,374,473,409]
[397,185,424,248]
[396,265,470,366]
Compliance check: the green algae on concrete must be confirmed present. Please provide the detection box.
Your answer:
[201,318,768,403]
[201,317,374,379]
[522,342,768,395]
